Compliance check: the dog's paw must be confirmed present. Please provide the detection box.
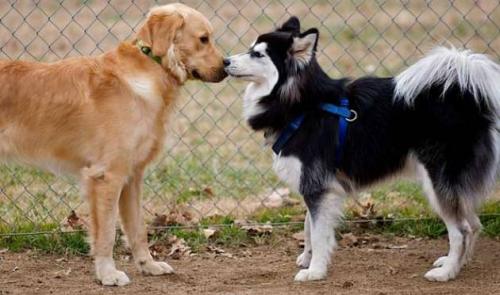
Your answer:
[294,269,326,282]
[139,260,174,276]
[98,269,131,286]
[296,252,312,268]
[424,266,458,282]
[432,256,449,268]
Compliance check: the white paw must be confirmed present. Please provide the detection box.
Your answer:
[138,260,174,276]
[296,251,312,268]
[98,269,131,286]
[294,268,326,282]
[432,256,449,267]
[424,266,458,282]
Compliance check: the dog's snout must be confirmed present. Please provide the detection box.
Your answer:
[223,58,231,67]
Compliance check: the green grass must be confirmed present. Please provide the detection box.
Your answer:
[0,223,89,254]
[250,206,305,224]
[1,180,499,254]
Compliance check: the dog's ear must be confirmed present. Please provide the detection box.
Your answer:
[290,28,319,65]
[278,16,300,33]
[136,12,184,58]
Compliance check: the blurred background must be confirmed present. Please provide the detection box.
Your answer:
[0,0,498,233]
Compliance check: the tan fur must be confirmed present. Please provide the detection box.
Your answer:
[0,3,225,286]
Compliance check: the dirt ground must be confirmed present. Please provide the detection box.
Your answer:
[1,236,500,295]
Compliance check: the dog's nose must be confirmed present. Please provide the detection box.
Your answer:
[223,58,231,67]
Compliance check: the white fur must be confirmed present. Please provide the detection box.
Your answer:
[138,261,174,275]
[424,222,465,282]
[253,42,267,53]
[166,45,187,83]
[125,75,164,166]
[272,154,302,192]
[295,190,344,282]
[95,256,130,286]
[395,47,500,114]
[242,81,273,120]
[279,77,300,102]
[291,33,317,69]
[126,75,162,107]
[225,42,279,120]
[415,160,465,281]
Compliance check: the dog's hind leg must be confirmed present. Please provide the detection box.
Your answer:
[82,164,130,286]
[296,210,312,268]
[460,201,482,266]
[417,164,471,282]
[119,168,174,276]
[294,190,344,281]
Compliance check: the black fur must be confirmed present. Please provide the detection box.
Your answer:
[246,19,497,217]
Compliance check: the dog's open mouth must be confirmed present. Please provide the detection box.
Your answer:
[226,72,252,78]
[224,67,252,79]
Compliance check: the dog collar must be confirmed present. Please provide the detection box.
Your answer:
[272,98,357,166]
[136,40,162,65]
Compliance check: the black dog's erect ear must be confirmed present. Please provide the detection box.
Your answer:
[290,28,319,65]
[278,16,300,33]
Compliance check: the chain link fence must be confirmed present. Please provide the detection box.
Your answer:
[0,0,498,233]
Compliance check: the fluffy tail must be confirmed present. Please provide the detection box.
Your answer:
[394,46,500,116]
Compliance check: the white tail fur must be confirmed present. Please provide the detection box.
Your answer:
[394,47,500,115]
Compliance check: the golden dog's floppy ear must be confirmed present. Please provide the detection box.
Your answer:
[136,12,184,58]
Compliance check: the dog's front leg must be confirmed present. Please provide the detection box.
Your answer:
[119,168,174,276]
[82,166,130,286]
[294,191,344,282]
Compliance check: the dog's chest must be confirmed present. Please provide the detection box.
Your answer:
[125,75,166,165]
[272,154,303,192]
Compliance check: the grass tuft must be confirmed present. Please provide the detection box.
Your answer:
[0,223,88,254]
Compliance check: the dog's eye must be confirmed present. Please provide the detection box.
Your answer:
[200,36,209,44]
[250,51,264,58]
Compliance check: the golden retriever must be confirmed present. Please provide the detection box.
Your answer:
[0,3,225,286]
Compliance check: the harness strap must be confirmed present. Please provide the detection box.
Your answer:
[333,98,350,165]
[272,98,355,169]
[272,115,305,154]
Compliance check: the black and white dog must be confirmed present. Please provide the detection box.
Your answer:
[224,17,500,282]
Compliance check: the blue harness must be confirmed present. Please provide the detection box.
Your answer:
[271,98,356,166]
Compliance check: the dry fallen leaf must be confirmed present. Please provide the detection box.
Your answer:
[352,201,377,220]
[234,219,249,227]
[0,248,8,254]
[292,231,305,242]
[202,187,215,198]
[241,223,273,236]
[262,188,295,208]
[151,213,168,227]
[339,233,359,248]
[387,244,408,250]
[60,210,89,232]
[151,207,193,228]
[203,228,217,239]
[207,246,233,258]
[54,268,72,278]
[167,236,191,260]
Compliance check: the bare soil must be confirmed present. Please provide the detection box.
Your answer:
[1,236,500,295]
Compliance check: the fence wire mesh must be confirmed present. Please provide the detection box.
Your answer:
[0,0,498,233]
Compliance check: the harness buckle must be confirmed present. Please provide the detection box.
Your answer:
[346,110,358,122]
